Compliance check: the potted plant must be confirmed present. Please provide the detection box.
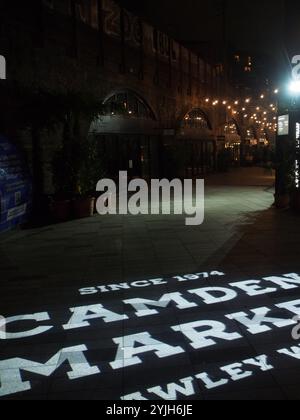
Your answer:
[274,142,296,210]
[73,195,95,219]
[274,172,292,210]
[275,190,290,210]
[51,147,73,222]
[290,187,300,211]
[289,144,300,211]
[73,136,103,219]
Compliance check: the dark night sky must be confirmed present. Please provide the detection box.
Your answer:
[119,1,283,48]
[118,0,294,82]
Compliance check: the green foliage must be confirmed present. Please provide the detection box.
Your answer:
[77,136,107,196]
[276,141,297,194]
[1,82,108,198]
[1,82,104,132]
[52,147,74,198]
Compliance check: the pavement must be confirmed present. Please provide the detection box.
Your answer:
[1,167,300,400]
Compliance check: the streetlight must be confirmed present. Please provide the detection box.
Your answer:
[288,80,300,95]
[275,57,300,205]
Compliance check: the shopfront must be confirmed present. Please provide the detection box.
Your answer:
[223,121,242,165]
[244,126,271,166]
[177,108,217,177]
[243,126,258,165]
[89,90,161,180]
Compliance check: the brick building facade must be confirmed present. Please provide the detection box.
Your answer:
[0,0,275,199]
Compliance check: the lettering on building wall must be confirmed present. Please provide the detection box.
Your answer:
[103,0,142,47]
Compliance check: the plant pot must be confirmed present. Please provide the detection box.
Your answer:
[274,193,290,210]
[73,197,95,219]
[51,200,71,223]
[291,190,300,212]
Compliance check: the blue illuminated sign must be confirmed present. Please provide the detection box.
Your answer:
[0,135,32,232]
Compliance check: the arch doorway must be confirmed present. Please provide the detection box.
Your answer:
[244,126,260,166]
[177,108,216,177]
[223,120,242,165]
[89,90,160,180]
[243,126,273,167]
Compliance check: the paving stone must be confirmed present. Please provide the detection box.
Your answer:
[1,168,300,400]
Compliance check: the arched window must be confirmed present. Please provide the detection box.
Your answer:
[258,128,269,145]
[182,109,212,130]
[246,126,258,145]
[224,120,240,136]
[246,126,256,138]
[103,91,156,120]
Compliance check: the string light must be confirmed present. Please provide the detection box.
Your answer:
[200,92,278,136]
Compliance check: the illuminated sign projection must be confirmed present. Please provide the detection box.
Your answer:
[278,115,289,136]
[2,271,300,400]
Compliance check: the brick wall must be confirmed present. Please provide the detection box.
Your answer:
[0,0,242,193]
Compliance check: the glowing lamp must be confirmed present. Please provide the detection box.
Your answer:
[289,80,300,94]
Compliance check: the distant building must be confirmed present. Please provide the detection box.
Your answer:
[229,51,273,96]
